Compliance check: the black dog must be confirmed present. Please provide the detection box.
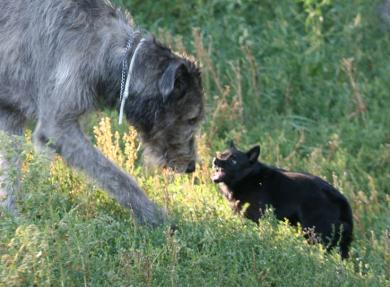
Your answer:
[212,143,353,259]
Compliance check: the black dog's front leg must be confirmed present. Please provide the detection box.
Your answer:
[34,121,166,226]
[217,184,241,214]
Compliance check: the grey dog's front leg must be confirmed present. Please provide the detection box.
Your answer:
[0,143,19,215]
[35,121,165,226]
[0,109,25,215]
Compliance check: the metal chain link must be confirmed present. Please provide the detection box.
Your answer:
[119,38,133,103]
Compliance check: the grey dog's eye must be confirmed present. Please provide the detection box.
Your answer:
[231,159,237,165]
[187,117,197,125]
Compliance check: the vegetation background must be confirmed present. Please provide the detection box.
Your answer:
[0,0,389,286]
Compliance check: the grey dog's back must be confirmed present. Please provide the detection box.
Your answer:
[0,0,131,119]
[1,0,203,225]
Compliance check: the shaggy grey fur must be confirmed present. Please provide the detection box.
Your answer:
[0,0,204,226]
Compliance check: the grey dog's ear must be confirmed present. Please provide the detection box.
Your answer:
[246,145,260,163]
[159,60,186,102]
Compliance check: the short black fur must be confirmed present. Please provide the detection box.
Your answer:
[212,143,353,259]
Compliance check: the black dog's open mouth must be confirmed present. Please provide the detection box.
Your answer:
[211,166,226,182]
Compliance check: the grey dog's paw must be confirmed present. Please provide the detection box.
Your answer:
[136,203,168,228]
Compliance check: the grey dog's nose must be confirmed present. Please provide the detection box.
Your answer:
[185,161,196,173]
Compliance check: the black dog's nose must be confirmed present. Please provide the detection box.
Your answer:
[185,161,196,173]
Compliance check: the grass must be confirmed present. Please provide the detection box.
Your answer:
[0,0,389,286]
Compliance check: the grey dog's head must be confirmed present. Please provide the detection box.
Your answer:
[124,36,204,173]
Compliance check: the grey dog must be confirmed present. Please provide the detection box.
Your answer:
[0,0,204,226]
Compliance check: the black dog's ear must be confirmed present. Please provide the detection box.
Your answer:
[246,145,260,163]
[229,140,236,150]
[159,60,187,102]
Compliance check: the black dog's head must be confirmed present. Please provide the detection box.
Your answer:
[212,142,260,185]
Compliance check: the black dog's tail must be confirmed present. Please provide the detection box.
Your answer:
[323,181,354,259]
[337,195,354,259]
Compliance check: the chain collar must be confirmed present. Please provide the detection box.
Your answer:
[118,34,145,125]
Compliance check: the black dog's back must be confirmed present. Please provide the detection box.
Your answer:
[212,144,353,259]
[280,170,353,258]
